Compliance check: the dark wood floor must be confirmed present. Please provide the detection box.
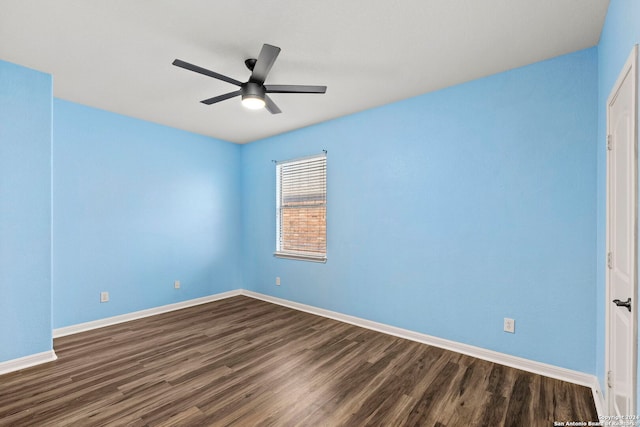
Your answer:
[0,296,597,426]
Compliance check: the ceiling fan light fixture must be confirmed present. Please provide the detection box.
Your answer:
[241,95,266,110]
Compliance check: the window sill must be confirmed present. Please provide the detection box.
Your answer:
[274,252,327,263]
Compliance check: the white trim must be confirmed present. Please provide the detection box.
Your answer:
[240,290,604,415]
[0,350,57,376]
[53,290,242,338]
[605,44,639,416]
[273,252,327,263]
[592,379,606,417]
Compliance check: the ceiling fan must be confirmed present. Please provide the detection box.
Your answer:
[172,44,327,114]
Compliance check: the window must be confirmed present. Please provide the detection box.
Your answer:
[275,153,327,262]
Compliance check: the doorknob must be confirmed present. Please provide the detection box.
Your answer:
[613,298,632,312]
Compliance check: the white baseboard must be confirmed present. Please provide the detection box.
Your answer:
[591,379,606,417]
[0,350,58,376]
[240,290,604,416]
[53,289,242,338]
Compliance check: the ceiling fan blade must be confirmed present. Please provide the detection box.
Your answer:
[265,85,327,94]
[250,44,281,84]
[172,59,242,87]
[200,90,242,105]
[264,95,282,114]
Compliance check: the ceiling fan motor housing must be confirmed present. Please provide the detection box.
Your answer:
[242,82,266,100]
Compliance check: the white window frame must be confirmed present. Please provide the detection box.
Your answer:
[274,153,327,263]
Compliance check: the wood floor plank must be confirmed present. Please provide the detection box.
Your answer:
[0,296,598,426]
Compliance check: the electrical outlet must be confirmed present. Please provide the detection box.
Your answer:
[276,277,281,286]
[174,280,181,289]
[100,291,109,303]
[503,318,515,333]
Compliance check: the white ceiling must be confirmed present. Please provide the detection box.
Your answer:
[0,0,609,144]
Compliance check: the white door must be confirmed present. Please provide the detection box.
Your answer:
[606,45,638,416]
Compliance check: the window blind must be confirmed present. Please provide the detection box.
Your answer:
[275,154,327,262]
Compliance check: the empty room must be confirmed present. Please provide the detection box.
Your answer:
[0,0,638,425]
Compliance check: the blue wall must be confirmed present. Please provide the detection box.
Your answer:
[597,0,640,409]
[52,100,243,327]
[242,48,598,373]
[0,43,605,381]
[0,60,52,362]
